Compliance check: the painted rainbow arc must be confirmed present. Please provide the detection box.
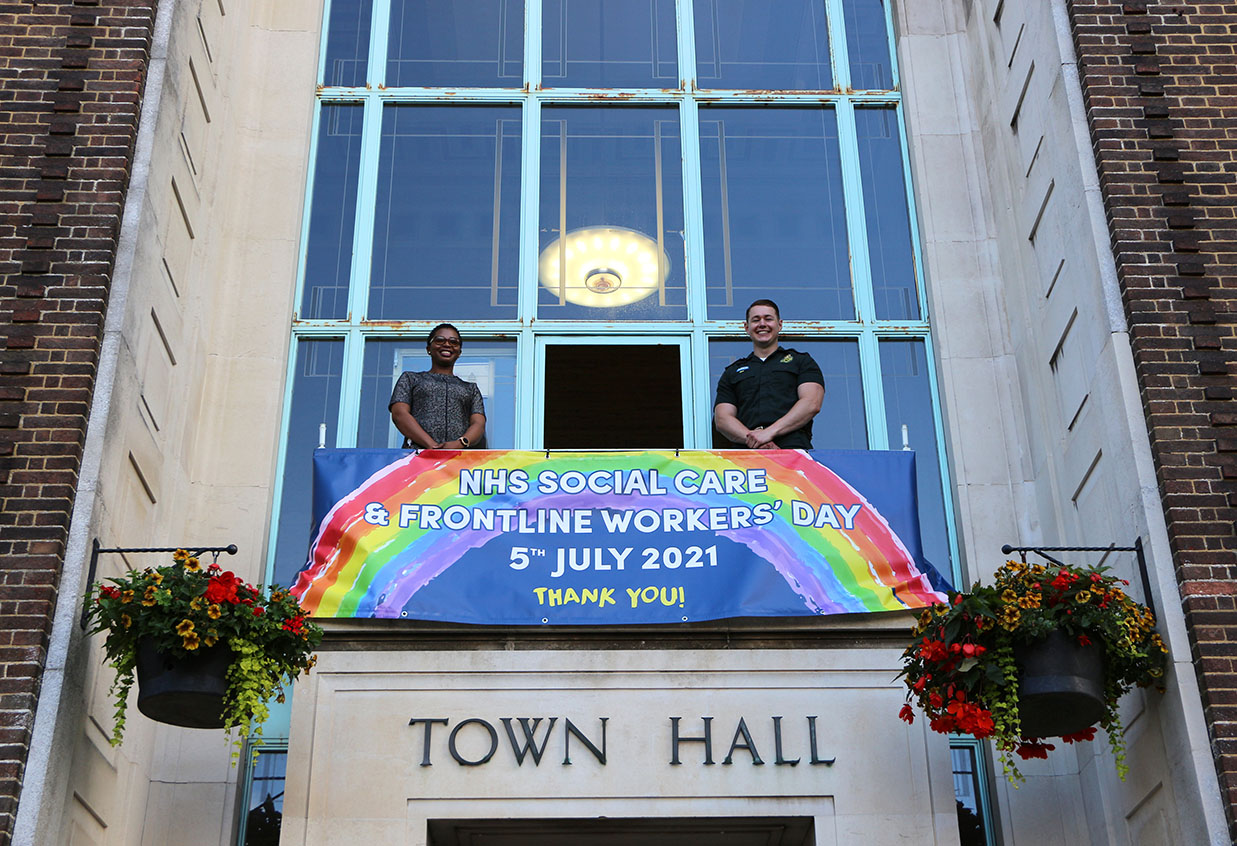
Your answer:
[291,450,947,621]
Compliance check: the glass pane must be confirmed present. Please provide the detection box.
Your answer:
[951,744,992,846]
[709,339,866,449]
[369,106,521,320]
[323,0,372,87]
[856,109,918,320]
[845,0,893,89]
[880,340,949,577]
[542,0,677,88]
[700,108,853,321]
[273,340,343,588]
[387,0,523,87]
[300,105,363,320]
[357,339,518,449]
[539,108,686,321]
[694,0,832,90]
[241,749,288,846]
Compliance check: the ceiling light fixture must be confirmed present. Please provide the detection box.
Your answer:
[538,226,669,308]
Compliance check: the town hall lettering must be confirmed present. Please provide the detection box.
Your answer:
[407,716,835,768]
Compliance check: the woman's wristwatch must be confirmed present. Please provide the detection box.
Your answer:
[458,436,470,449]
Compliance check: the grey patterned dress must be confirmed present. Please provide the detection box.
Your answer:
[389,371,485,448]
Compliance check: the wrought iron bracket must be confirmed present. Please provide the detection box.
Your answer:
[999,537,1154,619]
[80,540,238,629]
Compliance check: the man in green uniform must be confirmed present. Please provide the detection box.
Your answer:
[714,299,825,450]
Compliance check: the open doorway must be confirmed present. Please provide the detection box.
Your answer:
[543,343,684,449]
[426,816,815,846]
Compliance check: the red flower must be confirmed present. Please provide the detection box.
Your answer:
[944,700,994,737]
[1060,727,1097,744]
[1015,739,1056,759]
[928,692,944,708]
[899,704,915,724]
[1077,634,1092,647]
[100,585,120,600]
[252,606,264,616]
[205,571,243,605]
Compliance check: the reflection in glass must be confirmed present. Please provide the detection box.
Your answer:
[387,0,523,87]
[880,340,949,576]
[300,106,363,320]
[542,0,677,88]
[539,108,685,320]
[709,339,866,449]
[856,109,918,320]
[369,107,521,320]
[241,749,288,846]
[273,341,343,588]
[845,0,893,89]
[951,744,993,846]
[357,339,518,449]
[323,0,372,87]
[700,108,853,321]
[694,0,832,90]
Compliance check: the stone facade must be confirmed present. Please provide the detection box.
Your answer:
[0,1,158,842]
[1065,1,1237,839]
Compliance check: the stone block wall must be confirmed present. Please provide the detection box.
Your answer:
[0,0,156,842]
[1066,0,1237,838]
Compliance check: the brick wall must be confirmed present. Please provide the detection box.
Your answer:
[0,0,156,842]
[1066,0,1237,837]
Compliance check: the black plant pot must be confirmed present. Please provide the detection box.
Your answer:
[135,639,231,729]
[1014,629,1106,738]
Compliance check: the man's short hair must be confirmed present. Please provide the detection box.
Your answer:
[426,322,462,349]
[745,299,781,321]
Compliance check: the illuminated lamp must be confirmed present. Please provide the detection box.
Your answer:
[538,226,670,308]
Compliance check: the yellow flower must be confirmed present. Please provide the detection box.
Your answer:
[141,587,157,607]
[175,619,195,635]
[1018,592,1041,609]
[182,632,201,651]
[183,556,202,572]
[202,635,218,647]
[121,590,134,604]
[207,604,222,620]
[1001,589,1018,605]
[1000,606,1022,631]
[150,571,163,585]
[173,549,189,562]
[121,614,132,629]
[1075,590,1092,603]
[189,596,203,611]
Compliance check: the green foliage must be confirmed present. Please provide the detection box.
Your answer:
[84,551,323,748]
[898,560,1167,782]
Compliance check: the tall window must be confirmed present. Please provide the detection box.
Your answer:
[273,0,955,588]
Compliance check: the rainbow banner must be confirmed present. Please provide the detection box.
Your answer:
[291,449,950,624]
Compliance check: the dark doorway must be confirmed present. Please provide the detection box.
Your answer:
[427,816,815,846]
[544,344,683,449]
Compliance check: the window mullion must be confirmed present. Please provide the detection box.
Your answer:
[858,329,888,450]
[836,98,877,325]
[825,0,852,92]
[347,96,384,323]
[519,96,541,326]
[367,0,391,86]
[336,328,366,447]
[526,0,542,90]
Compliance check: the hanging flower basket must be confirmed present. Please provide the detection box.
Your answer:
[85,550,323,748]
[1014,629,1106,738]
[897,559,1167,781]
[135,639,231,729]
